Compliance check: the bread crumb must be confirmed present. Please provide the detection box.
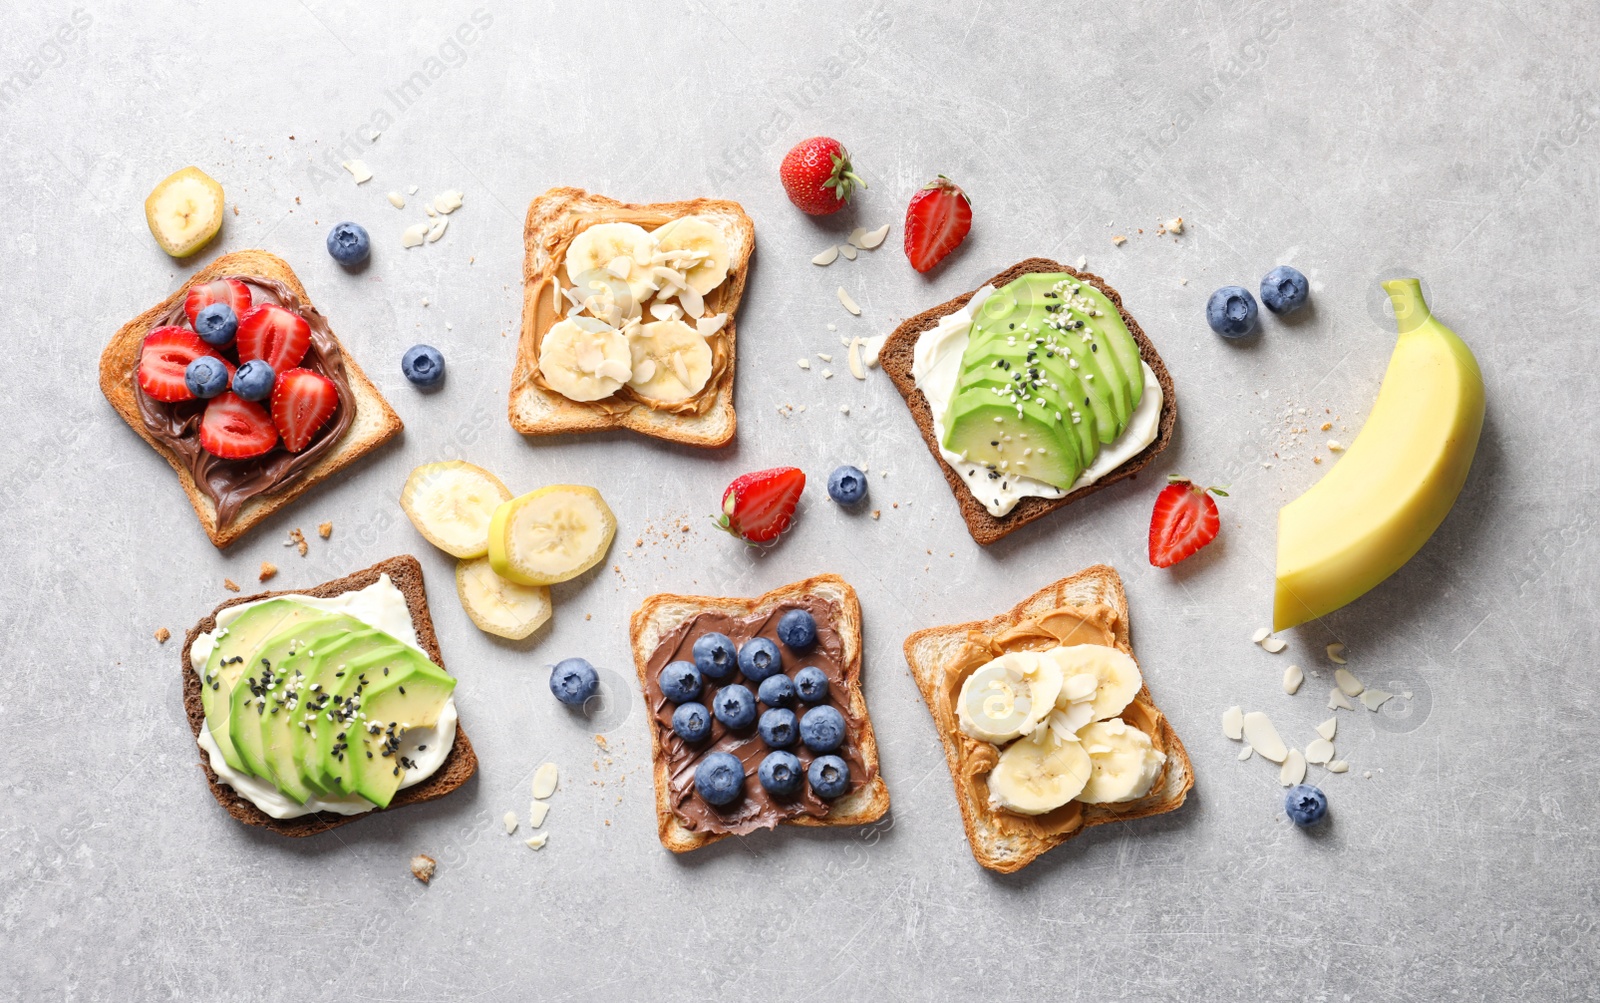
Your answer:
[153,627,171,644]
[259,562,277,581]
[318,522,333,539]
[410,854,436,884]
[871,510,881,520]
[223,579,240,592]
[1313,456,1323,464]
[1320,421,1332,431]
[1166,217,1184,234]
[594,735,609,750]
[585,613,592,621]
[1112,235,1127,246]
[288,528,308,556]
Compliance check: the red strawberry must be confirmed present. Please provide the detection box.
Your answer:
[136,326,234,402]
[270,368,339,452]
[903,176,972,273]
[236,303,311,374]
[718,467,806,543]
[1148,476,1227,568]
[198,393,278,459]
[183,278,252,328]
[779,137,865,216]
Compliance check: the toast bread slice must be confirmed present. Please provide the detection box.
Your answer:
[180,555,477,836]
[99,249,402,549]
[629,574,890,852]
[508,187,753,447]
[878,258,1177,545]
[903,565,1192,873]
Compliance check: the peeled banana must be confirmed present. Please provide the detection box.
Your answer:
[565,222,658,302]
[1046,644,1141,722]
[400,460,513,558]
[987,730,1092,815]
[957,651,1062,744]
[1075,719,1166,803]
[650,215,730,295]
[145,166,225,258]
[539,317,632,402]
[627,320,713,403]
[487,485,616,587]
[456,555,552,640]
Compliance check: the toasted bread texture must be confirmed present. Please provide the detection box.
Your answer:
[509,188,753,447]
[180,555,477,837]
[878,258,1177,545]
[630,575,890,852]
[99,249,402,549]
[903,565,1192,873]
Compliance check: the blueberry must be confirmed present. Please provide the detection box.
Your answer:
[758,708,798,748]
[799,705,846,752]
[711,683,757,730]
[1284,784,1329,827]
[1206,285,1260,339]
[692,632,737,681]
[657,660,701,704]
[693,751,745,806]
[807,754,851,799]
[549,657,599,706]
[193,303,238,347]
[326,221,371,266]
[184,356,230,398]
[1260,265,1309,314]
[737,637,782,683]
[827,464,867,505]
[757,673,796,707]
[231,359,276,402]
[401,344,446,388]
[757,750,804,796]
[672,702,712,742]
[793,666,830,704]
[776,609,817,650]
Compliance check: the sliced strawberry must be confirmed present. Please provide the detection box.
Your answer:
[718,467,806,543]
[183,278,252,328]
[236,303,311,374]
[137,326,234,403]
[198,393,278,459]
[1148,476,1226,568]
[903,176,973,273]
[270,368,339,452]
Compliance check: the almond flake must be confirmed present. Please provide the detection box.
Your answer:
[1327,439,1344,452]
[426,217,449,242]
[524,834,548,850]
[798,358,811,370]
[1283,664,1304,695]
[650,302,683,322]
[822,369,834,379]
[860,334,886,368]
[407,184,419,195]
[679,285,705,319]
[1359,688,1393,712]
[531,762,559,799]
[1075,255,1087,270]
[848,338,866,379]
[1251,627,1272,644]
[837,287,861,316]
[846,227,867,248]
[1242,711,1288,763]
[503,812,518,835]
[1305,738,1335,765]
[341,159,373,184]
[1237,746,1254,761]
[839,404,850,415]
[817,353,833,363]
[433,189,464,214]
[1327,760,1350,773]
[1326,642,1347,664]
[527,800,551,829]
[1222,705,1244,740]
[826,323,837,332]
[860,224,890,249]
[839,243,857,260]
[1112,234,1127,246]
[1279,748,1306,786]
[1316,717,1337,741]
[607,256,633,279]
[1335,668,1364,697]
[1327,687,1354,711]
[386,191,406,209]
[1261,637,1288,654]
[696,314,727,337]
[812,245,839,266]
[424,204,437,217]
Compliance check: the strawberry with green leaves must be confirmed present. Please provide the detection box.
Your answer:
[779,138,865,216]
[1148,475,1227,568]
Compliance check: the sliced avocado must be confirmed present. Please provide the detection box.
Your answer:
[1050,324,1128,444]
[255,615,374,803]
[944,379,1084,488]
[300,631,411,794]
[1070,282,1145,414]
[225,613,344,782]
[199,600,329,773]
[337,652,457,808]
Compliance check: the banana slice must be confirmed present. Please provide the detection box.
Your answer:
[144,166,225,258]
[650,215,730,296]
[565,222,657,302]
[1046,644,1142,722]
[487,485,616,586]
[1075,719,1167,804]
[626,320,713,403]
[987,730,1092,815]
[956,651,1063,744]
[565,268,636,326]
[400,461,513,558]
[456,556,552,640]
[539,317,632,402]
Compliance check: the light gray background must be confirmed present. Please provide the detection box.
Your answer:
[4,1,1596,1000]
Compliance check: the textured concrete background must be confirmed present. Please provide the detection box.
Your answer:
[4,1,1597,1000]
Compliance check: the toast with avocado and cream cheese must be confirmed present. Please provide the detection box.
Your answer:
[509,188,754,448]
[903,564,1192,873]
[180,555,477,836]
[877,258,1177,546]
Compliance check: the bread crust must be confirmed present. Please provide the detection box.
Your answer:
[179,555,477,836]
[877,258,1177,545]
[98,249,402,549]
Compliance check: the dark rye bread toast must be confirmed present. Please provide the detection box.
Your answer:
[180,555,477,836]
[878,258,1177,545]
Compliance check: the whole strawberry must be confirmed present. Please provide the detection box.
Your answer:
[1148,475,1227,568]
[718,467,806,543]
[904,176,972,273]
[780,138,865,216]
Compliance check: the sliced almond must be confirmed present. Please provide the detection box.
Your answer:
[860,224,890,249]
[341,159,373,184]
[1261,636,1288,654]
[839,243,858,260]
[401,222,430,248]
[1242,712,1288,763]
[433,189,464,214]
[426,217,449,242]
[502,811,518,835]
[527,800,551,829]
[846,227,867,248]
[1316,717,1337,741]
[837,287,861,316]
[678,284,705,319]
[1327,687,1354,711]
[860,333,886,368]
[1222,705,1244,740]
[1279,748,1307,786]
[649,302,683,322]
[1359,688,1393,712]
[1237,746,1254,761]
[817,353,833,363]
[524,834,548,850]
[1327,760,1350,774]
[1326,642,1347,664]
[1335,668,1364,697]
[1075,255,1087,270]
[387,191,406,209]
[531,762,559,799]
[798,358,811,370]
[1305,738,1335,765]
[1283,665,1304,695]
[847,338,866,379]
[1251,627,1271,644]
[812,246,839,266]
[696,314,727,337]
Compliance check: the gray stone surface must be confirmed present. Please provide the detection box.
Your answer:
[3,1,1597,999]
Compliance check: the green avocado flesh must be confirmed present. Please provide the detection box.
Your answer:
[201,600,332,774]
[941,273,1145,489]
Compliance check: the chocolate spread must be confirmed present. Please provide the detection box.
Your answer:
[644,596,873,836]
[133,276,355,529]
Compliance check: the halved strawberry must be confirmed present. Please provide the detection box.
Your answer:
[136,326,234,403]
[182,278,252,328]
[198,393,278,459]
[903,176,972,273]
[270,368,339,452]
[718,467,806,543]
[236,303,311,374]
[1148,476,1227,568]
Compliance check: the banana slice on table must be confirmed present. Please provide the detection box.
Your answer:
[565,222,658,302]
[627,320,713,403]
[956,651,1063,744]
[488,485,617,586]
[539,317,632,402]
[565,268,636,326]
[400,460,513,558]
[651,215,730,295]
[1075,718,1167,804]
[1046,644,1142,722]
[987,729,1092,815]
[144,166,225,258]
[456,555,552,640]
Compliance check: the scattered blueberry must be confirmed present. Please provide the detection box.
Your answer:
[711,683,757,730]
[1260,265,1310,314]
[1206,285,1260,339]
[657,660,701,703]
[1285,784,1329,827]
[827,464,867,505]
[737,637,782,683]
[184,356,230,398]
[231,359,275,402]
[793,666,830,704]
[807,754,851,799]
[694,751,745,806]
[672,702,712,742]
[326,221,371,266]
[799,705,846,753]
[549,657,599,706]
[757,673,796,707]
[776,609,817,650]
[758,708,798,748]
[692,632,737,681]
[758,750,804,796]
[193,303,238,347]
[401,344,446,388]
